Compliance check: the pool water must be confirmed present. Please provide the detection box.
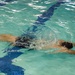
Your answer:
[0,0,75,75]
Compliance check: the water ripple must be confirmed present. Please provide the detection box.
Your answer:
[28,3,46,9]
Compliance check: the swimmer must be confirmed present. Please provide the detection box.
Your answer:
[0,34,75,54]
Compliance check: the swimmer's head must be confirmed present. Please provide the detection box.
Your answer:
[61,42,73,49]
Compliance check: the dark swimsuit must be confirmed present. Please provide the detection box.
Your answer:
[15,35,33,48]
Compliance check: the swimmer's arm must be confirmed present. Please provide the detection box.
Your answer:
[0,34,17,43]
[52,49,75,55]
[66,49,75,54]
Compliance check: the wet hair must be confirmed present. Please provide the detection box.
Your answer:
[61,42,73,49]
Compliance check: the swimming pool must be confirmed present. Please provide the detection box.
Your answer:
[0,0,75,75]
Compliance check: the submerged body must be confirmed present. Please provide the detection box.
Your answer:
[0,34,75,54]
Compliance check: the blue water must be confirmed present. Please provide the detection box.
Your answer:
[0,0,75,75]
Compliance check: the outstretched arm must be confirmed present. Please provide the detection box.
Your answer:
[0,34,17,43]
[53,49,75,55]
[66,49,75,54]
